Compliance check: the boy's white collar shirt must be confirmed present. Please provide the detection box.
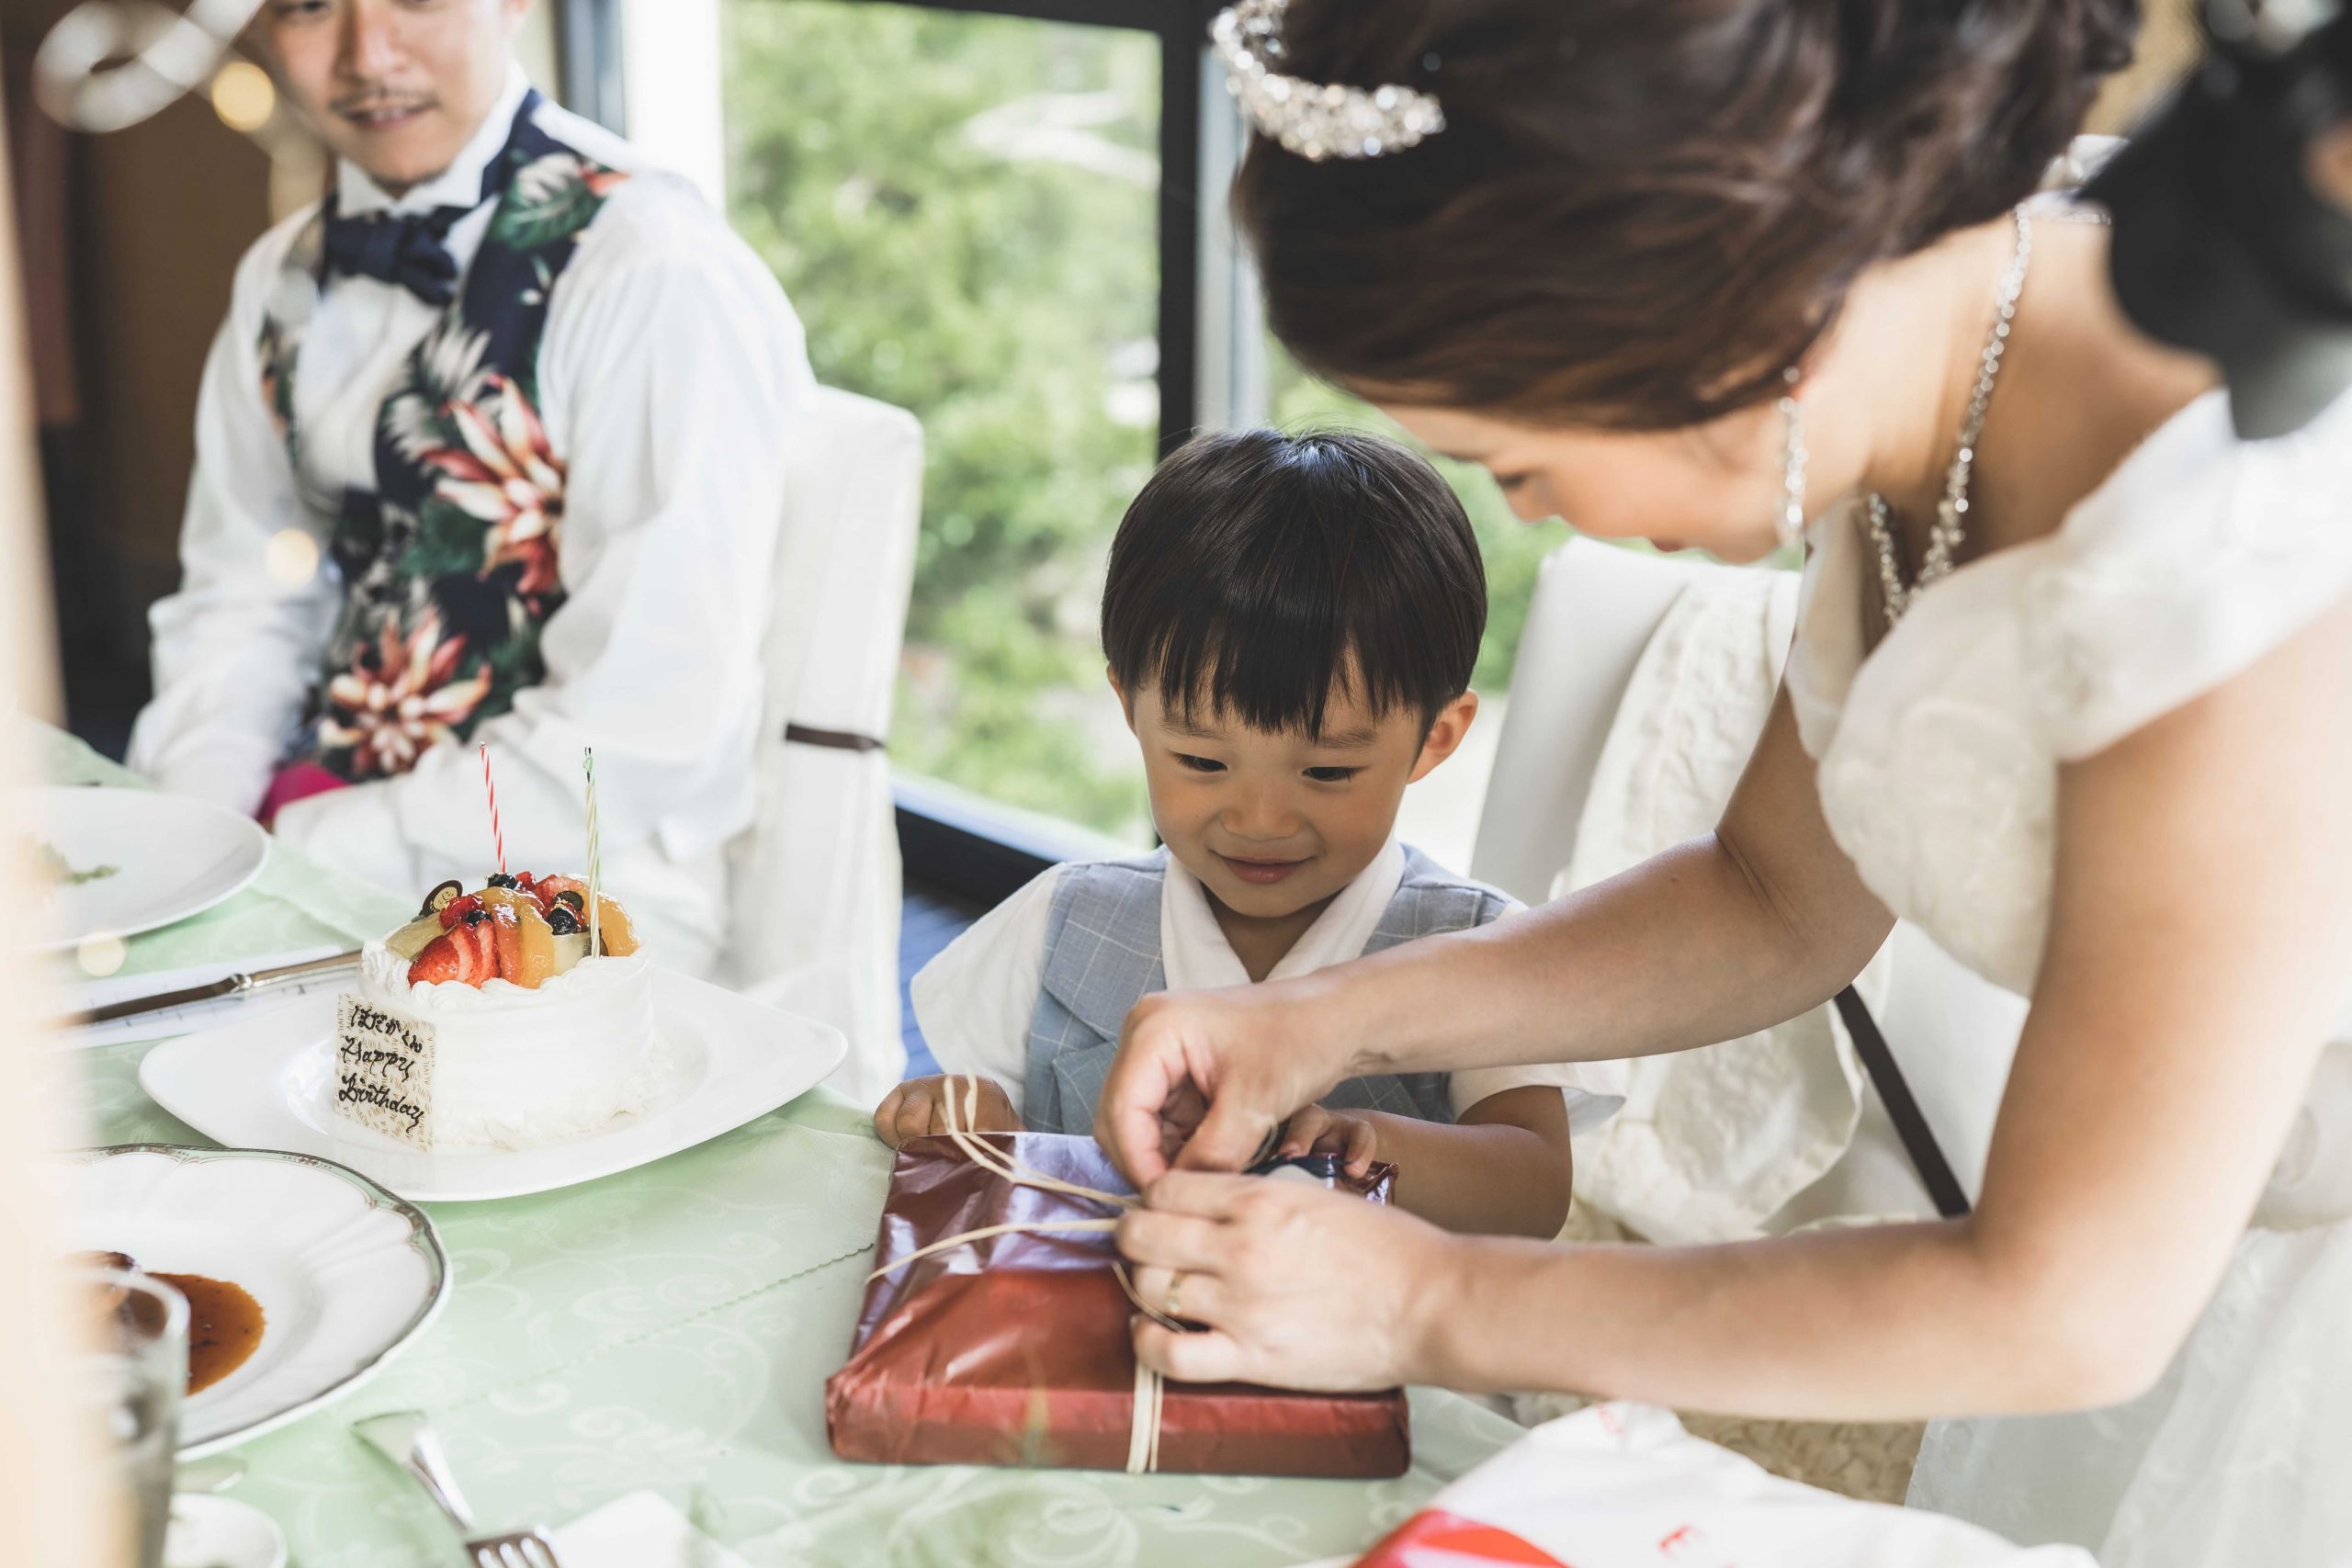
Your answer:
[126,67,818,972]
[912,840,1623,1127]
[1159,838,1406,992]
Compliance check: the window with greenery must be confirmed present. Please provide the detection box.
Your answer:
[720,0,1568,852]
[725,0,1164,841]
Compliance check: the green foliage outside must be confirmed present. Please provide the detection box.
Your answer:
[724,0,1159,839]
[721,0,1571,842]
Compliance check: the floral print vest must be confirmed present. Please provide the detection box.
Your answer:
[260,91,626,782]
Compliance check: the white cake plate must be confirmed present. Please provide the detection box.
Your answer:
[138,971,847,1201]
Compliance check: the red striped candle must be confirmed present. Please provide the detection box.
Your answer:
[479,741,505,876]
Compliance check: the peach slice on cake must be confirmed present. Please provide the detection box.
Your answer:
[491,900,558,988]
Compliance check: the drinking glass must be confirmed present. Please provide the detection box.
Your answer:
[77,1266,187,1568]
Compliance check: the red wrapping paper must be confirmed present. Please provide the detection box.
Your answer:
[824,1132,1412,1477]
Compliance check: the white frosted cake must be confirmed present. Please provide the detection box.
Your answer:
[333,873,667,1151]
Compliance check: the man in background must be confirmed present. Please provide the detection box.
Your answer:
[130,0,814,971]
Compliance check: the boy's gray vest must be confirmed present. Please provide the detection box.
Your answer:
[1023,847,1513,1135]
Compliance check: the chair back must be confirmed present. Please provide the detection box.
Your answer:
[720,387,923,1106]
[1471,543,1713,903]
[1471,539,2024,1223]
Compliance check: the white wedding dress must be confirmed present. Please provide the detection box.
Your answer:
[1784,383,2352,1564]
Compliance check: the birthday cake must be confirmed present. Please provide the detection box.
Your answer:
[333,872,667,1151]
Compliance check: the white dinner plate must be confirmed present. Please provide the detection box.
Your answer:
[138,970,847,1201]
[52,1145,449,1459]
[15,787,270,953]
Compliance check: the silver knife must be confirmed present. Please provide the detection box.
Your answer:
[55,950,363,1030]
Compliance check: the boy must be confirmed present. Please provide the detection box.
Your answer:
[881,429,1619,1237]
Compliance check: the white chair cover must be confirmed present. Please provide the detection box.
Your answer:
[1471,543,1688,903]
[1471,539,2026,1237]
[718,387,922,1107]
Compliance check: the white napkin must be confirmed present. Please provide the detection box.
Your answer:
[548,1492,752,1568]
[1290,1404,2093,1568]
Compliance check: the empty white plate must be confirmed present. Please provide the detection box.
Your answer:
[139,970,848,1201]
[16,787,269,953]
[53,1145,448,1458]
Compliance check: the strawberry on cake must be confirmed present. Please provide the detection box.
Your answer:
[334,872,667,1151]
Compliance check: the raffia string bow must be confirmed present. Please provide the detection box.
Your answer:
[865,1075,1183,1472]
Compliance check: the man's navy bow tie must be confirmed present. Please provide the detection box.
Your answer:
[321,203,474,305]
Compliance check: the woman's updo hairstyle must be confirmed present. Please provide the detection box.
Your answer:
[1234,0,2141,431]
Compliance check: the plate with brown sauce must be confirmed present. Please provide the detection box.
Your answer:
[55,1145,448,1457]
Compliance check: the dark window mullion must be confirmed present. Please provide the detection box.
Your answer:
[556,0,629,133]
[1155,17,1205,457]
[824,0,1179,31]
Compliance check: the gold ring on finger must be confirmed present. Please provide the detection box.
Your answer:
[1163,1270,1186,1322]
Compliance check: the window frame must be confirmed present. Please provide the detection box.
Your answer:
[569,0,1236,902]
[556,0,630,133]
[569,0,1223,460]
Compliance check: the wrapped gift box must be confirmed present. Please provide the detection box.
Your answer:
[824,1131,1411,1477]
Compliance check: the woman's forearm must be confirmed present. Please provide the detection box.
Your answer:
[1308,831,1886,1079]
[1407,1220,2142,1421]
[1398,620,2352,1424]
[1097,695,1892,1183]
[1306,694,1889,1080]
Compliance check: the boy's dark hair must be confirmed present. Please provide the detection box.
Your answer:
[1101,428,1486,738]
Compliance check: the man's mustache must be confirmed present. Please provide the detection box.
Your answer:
[329,91,435,117]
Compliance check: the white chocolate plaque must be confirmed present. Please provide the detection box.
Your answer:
[334,996,436,1149]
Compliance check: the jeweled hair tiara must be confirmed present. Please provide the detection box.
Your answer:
[1210,0,1447,163]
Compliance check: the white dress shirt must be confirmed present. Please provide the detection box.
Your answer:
[913,838,1625,1126]
[128,69,817,973]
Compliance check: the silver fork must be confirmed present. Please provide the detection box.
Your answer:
[354,1410,565,1568]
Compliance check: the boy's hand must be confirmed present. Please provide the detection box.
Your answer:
[1272,1104,1380,1179]
[874,1074,1020,1149]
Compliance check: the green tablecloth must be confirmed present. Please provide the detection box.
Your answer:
[40,726,1528,1567]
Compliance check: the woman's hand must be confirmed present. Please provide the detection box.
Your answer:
[1091,696,1893,1193]
[1117,1170,1459,1391]
[1094,980,1355,1187]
